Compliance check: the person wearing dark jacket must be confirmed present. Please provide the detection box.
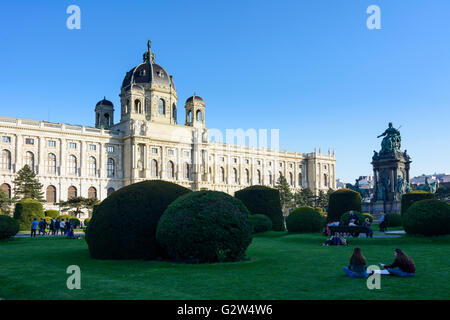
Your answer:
[381,248,415,277]
[343,247,369,278]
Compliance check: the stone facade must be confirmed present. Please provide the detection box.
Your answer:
[0,42,336,218]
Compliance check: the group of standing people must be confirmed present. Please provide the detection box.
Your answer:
[343,248,416,278]
[30,218,75,238]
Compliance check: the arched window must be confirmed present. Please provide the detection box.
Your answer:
[68,155,77,175]
[289,172,293,186]
[151,160,158,177]
[324,174,328,187]
[47,153,56,174]
[68,186,77,199]
[219,167,225,183]
[158,99,165,115]
[245,169,250,184]
[188,110,192,123]
[0,150,11,170]
[196,110,202,122]
[172,104,177,123]
[167,161,174,179]
[107,158,115,177]
[257,170,261,184]
[88,156,96,176]
[88,187,97,199]
[125,99,130,114]
[298,173,303,187]
[233,168,238,183]
[184,163,190,179]
[1,183,11,198]
[107,187,115,197]
[25,151,34,171]
[268,171,273,185]
[134,99,141,113]
[46,185,56,203]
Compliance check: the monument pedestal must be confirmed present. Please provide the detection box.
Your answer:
[363,200,401,222]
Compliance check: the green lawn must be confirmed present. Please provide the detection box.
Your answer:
[0,232,449,300]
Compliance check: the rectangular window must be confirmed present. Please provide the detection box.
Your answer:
[168,149,174,156]
[184,151,190,158]
[89,144,97,151]
[152,148,158,154]
[107,146,115,153]
[2,136,11,143]
[48,140,56,147]
[69,142,77,149]
[25,138,34,145]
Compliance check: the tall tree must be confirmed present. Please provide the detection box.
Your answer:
[275,175,293,212]
[12,165,44,202]
[316,190,328,211]
[59,197,99,218]
[294,188,316,208]
[0,189,13,214]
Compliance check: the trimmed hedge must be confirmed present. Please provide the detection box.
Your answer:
[401,191,435,216]
[156,191,253,263]
[403,199,450,236]
[327,189,362,222]
[86,180,191,260]
[0,215,20,240]
[249,214,273,234]
[45,210,59,219]
[340,211,373,225]
[13,199,45,230]
[69,218,81,228]
[235,185,284,231]
[286,206,325,233]
[385,213,402,227]
[57,214,73,222]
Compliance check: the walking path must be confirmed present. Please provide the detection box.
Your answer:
[15,232,84,238]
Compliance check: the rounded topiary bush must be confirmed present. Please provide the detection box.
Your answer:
[86,180,191,260]
[401,191,434,215]
[403,199,450,236]
[385,213,402,227]
[340,211,373,225]
[69,218,81,228]
[0,215,20,240]
[57,214,72,222]
[249,214,273,234]
[286,206,325,233]
[13,199,45,230]
[235,185,284,231]
[156,191,252,263]
[45,210,59,219]
[327,189,362,222]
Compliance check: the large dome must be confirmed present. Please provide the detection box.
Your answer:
[121,41,175,90]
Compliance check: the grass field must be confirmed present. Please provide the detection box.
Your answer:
[0,232,449,300]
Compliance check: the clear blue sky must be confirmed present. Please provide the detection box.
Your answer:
[1,0,449,182]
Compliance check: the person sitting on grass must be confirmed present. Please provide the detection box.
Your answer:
[343,247,369,278]
[380,248,415,277]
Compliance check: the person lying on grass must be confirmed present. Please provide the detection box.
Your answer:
[322,233,347,246]
[343,247,369,278]
[380,248,416,277]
